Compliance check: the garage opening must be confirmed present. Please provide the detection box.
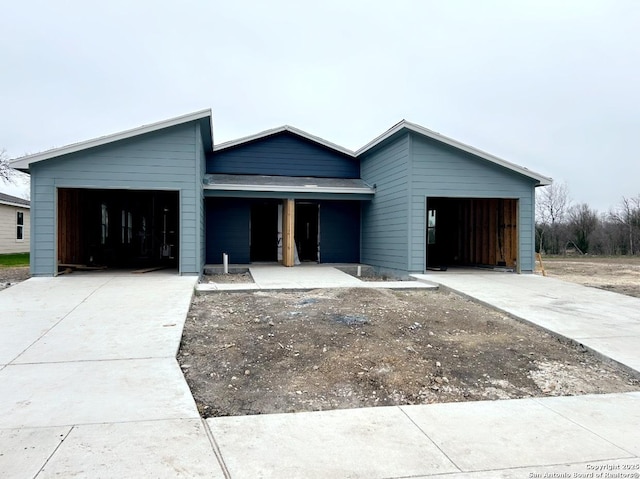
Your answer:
[250,200,278,262]
[426,197,518,270]
[57,188,179,271]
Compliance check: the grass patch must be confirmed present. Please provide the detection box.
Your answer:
[0,253,30,267]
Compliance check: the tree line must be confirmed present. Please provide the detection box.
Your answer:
[536,182,640,255]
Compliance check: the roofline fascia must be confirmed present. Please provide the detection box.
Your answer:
[10,108,213,170]
[356,120,553,186]
[0,200,30,208]
[214,125,356,157]
[203,184,374,195]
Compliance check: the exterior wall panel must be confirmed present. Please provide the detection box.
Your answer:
[360,134,410,273]
[409,134,537,272]
[0,205,30,254]
[319,200,360,263]
[29,123,203,276]
[208,132,359,178]
[205,198,251,264]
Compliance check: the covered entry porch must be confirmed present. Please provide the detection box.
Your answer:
[204,174,375,267]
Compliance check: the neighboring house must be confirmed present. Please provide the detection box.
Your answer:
[10,109,551,277]
[0,192,30,254]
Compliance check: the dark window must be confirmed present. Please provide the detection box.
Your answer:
[101,203,109,245]
[427,210,436,244]
[16,211,24,240]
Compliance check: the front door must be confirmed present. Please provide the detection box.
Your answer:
[295,202,319,262]
[250,201,278,261]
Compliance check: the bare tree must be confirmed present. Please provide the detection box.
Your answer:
[610,195,640,255]
[536,182,571,254]
[0,148,15,182]
[568,203,599,254]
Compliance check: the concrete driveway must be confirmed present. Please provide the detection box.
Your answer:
[414,270,640,374]
[2,270,639,478]
[0,272,225,478]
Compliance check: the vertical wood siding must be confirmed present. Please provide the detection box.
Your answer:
[56,189,83,264]
[29,123,204,276]
[428,198,519,268]
[207,132,359,178]
[360,134,410,272]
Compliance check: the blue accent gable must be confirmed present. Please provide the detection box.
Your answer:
[208,132,359,178]
[206,198,250,264]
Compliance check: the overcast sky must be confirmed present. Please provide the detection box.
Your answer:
[1,0,638,211]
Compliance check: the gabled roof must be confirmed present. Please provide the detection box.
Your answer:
[214,125,356,157]
[10,109,213,171]
[0,192,30,208]
[356,120,553,186]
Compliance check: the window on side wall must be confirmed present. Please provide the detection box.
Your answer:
[427,209,436,245]
[16,211,24,241]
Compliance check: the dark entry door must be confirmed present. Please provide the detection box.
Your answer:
[295,203,319,262]
[250,201,278,261]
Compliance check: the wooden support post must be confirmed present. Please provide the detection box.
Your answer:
[282,199,295,267]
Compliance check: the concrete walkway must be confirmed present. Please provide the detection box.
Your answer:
[2,270,639,478]
[197,264,436,291]
[0,272,225,478]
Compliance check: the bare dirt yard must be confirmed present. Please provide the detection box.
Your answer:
[201,272,254,284]
[0,266,30,291]
[542,255,640,298]
[179,287,639,418]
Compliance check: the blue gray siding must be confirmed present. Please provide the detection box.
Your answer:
[206,198,251,264]
[360,134,410,274]
[408,134,537,272]
[319,201,360,263]
[30,172,53,274]
[29,123,204,276]
[196,123,207,271]
[208,132,359,178]
[359,132,537,274]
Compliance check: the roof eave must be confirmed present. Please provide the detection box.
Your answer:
[10,108,213,170]
[0,201,30,208]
